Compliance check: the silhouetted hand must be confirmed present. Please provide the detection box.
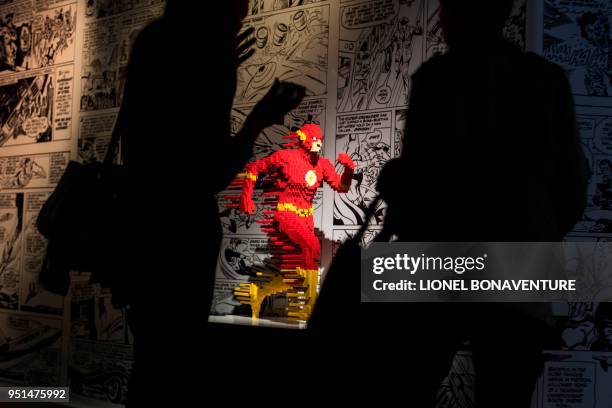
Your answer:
[376,158,403,204]
[235,27,256,67]
[248,79,306,131]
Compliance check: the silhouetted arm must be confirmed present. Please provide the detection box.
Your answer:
[401,67,428,165]
[214,118,267,194]
[211,81,305,194]
[551,67,587,236]
[118,21,156,169]
[378,67,427,205]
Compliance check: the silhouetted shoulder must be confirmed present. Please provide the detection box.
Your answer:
[411,48,570,91]
[410,54,448,83]
[523,51,570,85]
[129,18,164,62]
[523,51,561,72]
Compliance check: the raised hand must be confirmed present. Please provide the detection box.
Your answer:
[248,79,306,130]
[337,153,355,171]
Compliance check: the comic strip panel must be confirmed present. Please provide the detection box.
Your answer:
[69,342,133,405]
[70,277,132,344]
[0,1,76,74]
[423,0,446,59]
[0,193,24,311]
[543,1,612,98]
[563,239,612,303]
[0,311,63,385]
[554,300,601,351]
[78,112,116,164]
[69,275,133,404]
[337,0,425,113]
[334,111,391,226]
[84,0,166,19]
[80,3,165,111]
[0,66,73,148]
[20,191,63,315]
[0,151,69,190]
[573,109,612,235]
[557,234,612,352]
[235,4,329,105]
[537,352,612,407]
[247,0,325,16]
[0,191,60,314]
[551,299,612,351]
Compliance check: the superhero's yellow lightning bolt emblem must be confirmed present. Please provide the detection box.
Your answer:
[305,170,317,187]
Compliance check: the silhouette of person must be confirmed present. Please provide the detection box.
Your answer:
[115,1,304,404]
[363,0,586,406]
[593,302,612,351]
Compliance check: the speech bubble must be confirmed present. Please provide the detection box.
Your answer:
[374,85,392,104]
[341,0,398,29]
[593,117,612,155]
[23,116,50,138]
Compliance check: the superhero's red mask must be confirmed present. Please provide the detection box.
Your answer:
[296,123,324,153]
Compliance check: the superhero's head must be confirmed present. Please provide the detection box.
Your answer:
[296,123,323,153]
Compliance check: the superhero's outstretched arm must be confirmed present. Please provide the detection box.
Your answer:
[321,153,355,193]
[239,151,283,214]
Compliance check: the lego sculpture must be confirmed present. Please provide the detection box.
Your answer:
[226,122,354,320]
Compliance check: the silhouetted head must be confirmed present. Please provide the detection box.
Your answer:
[169,1,246,26]
[164,0,247,46]
[439,0,514,48]
[296,123,324,153]
[595,302,612,344]
[162,1,248,121]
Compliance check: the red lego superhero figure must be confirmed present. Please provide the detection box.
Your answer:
[229,122,354,320]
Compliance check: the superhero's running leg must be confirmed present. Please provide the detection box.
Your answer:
[234,274,292,319]
[277,215,320,319]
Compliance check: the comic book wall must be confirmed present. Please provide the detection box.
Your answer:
[539,1,612,407]
[215,1,612,408]
[0,0,163,406]
[0,1,608,407]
